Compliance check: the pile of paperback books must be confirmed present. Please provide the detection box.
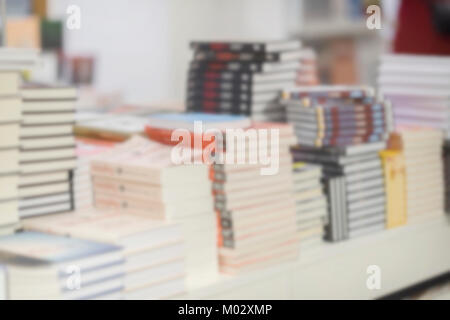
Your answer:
[212,123,300,273]
[378,54,450,136]
[284,85,391,147]
[90,136,218,289]
[285,86,392,241]
[389,128,444,222]
[187,39,313,121]
[0,48,38,235]
[0,231,124,300]
[19,85,77,218]
[292,162,327,251]
[73,138,115,209]
[24,209,186,299]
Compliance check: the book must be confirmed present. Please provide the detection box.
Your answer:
[388,128,444,222]
[23,209,187,299]
[19,84,77,219]
[187,40,312,120]
[208,123,299,272]
[190,40,302,53]
[193,49,306,63]
[380,150,407,228]
[0,231,124,300]
[378,54,450,137]
[292,162,326,246]
[90,136,218,289]
[147,112,251,131]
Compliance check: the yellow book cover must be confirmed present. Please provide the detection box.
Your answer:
[380,150,407,228]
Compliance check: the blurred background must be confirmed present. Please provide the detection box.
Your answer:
[4,0,395,105]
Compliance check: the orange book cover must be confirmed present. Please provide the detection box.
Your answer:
[145,125,221,150]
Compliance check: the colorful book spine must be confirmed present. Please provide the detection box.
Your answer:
[380,150,407,228]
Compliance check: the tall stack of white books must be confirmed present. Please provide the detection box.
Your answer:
[24,209,186,299]
[291,162,327,251]
[0,48,38,234]
[18,85,77,218]
[378,54,450,136]
[212,123,300,274]
[90,136,218,289]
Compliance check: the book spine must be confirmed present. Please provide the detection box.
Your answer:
[193,50,279,62]
[190,61,264,73]
[190,42,266,53]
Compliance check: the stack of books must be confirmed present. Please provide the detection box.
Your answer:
[212,123,300,274]
[292,162,327,251]
[292,143,388,241]
[0,48,39,235]
[24,209,186,299]
[378,54,450,136]
[389,128,444,222]
[284,86,391,147]
[0,71,22,235]
[284,86,392,241]
[19,85,77,218]
[0,231,124,300]
[74,138,115,209]
[0,264,4,300]
[444,141,450,214]
[90,136,218,289]
[186,40,308,121]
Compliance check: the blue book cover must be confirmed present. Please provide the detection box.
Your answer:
[148,112,250,130]
[0,231,121,265]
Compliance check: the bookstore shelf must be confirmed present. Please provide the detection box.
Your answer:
[182,214,450,299]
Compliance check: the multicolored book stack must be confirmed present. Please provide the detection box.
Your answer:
[19,85,77,218]
[186,40,311,121]
[444,141,450,214]
[284,85,392,148]
[212,123,300,274]
[378,54,450,137]
[292,142,388,241]
[74,138,115,209]
[285,86,392,241]
[90,136,218,289]
[389,128,444,222]
[292,162,327,251]
[0,231,124,300]
[0,48,38,235]
[24,209,186,299]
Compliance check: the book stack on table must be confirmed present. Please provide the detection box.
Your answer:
[0,48,38,235]
[211,122,300,274]
[90,136,218,289]
[284,86,392,241]
[186,40,314,121]
[291,162,327,251]
[389,128,445,223]
[24,209,186,299]
[18,85,77,219]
